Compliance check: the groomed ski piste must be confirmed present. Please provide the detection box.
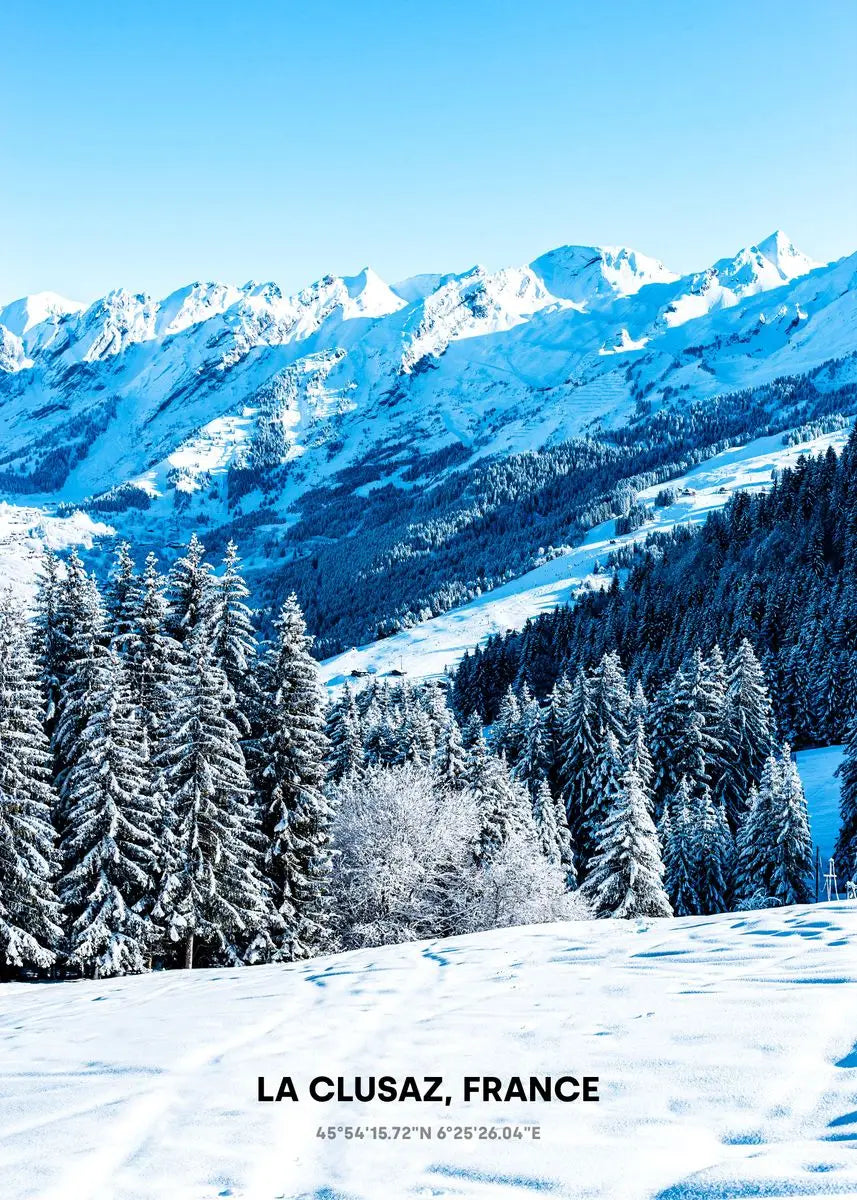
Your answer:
[2,901,856,1200]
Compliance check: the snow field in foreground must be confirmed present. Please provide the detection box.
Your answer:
[1,903,856,1200]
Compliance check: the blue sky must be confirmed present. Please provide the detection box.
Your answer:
[2,0,855,302]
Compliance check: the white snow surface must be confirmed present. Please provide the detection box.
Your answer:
[321,424,853,687]
[1,903,856,1199]
[0,502,114,601]
[796,745,846,872]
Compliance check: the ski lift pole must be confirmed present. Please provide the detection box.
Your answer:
[824,858,839,903]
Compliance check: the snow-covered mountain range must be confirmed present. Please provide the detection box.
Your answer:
[1,231,852,497]
[0,230,855,620]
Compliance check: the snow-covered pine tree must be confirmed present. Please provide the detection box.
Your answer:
[32,547,63,729]
[156,622,275,968]
[835,714,857,883]
[683,649,724,785]
[714,797,736,909]
[532,778,577,888]
[462,714,489,784]
[648,672,683,808]
[434,711,467,790]
[461,709,485,752]
[555,794,577,891]
[735,759,778,902]
[0,595,63,977]
[546,673,572,795]
[533,778,560,863]
[814,605,850,746]
[650,653,713,809]
[420,682,452,748]
[398,701,436,767]
[556,668,598,862]
[326,685,365,783]
[583,767,672,919]
[60,649,158,977]
[52,558,110,827]
[660,777,699,916]
[701,645,729,789]
[767,744,813,906]
[735,782,759,901]
[589,650,632,743]
[471,753,535,865]
[716,639,775,829]
[209,540,258,735]
[165,532,213,644]
[492,686,522,762]
[694,788,734,915]
[362,695,400,766]
[132,553,180,743]
[586,728,625,871]
[512,693,550,795]
[256,594,333,961]
[626,681,654,798]
[106,541,142,658]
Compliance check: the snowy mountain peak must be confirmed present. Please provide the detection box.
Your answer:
[0,290,84,339]
[754,230,821,279]
[155,281,243,338]
[70,289,159,362]
[709,232,821,298]
[529,243,678,305]
[656,232,826,330]
[339,267,406,317]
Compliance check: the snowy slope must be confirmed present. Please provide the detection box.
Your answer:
[796,745,846,873]
[2,903,856,1200]
[0,502,113,601]
[321,424,853,686]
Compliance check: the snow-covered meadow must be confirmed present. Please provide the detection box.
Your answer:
[2,902,856,1200]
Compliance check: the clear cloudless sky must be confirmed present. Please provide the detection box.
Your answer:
[1,0,856,302]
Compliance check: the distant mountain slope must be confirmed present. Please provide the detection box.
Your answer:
[319,422,853,686]
[0,231,854,649]
[0,231,852,507]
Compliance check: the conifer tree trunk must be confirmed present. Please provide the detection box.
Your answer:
[185,934,194,970]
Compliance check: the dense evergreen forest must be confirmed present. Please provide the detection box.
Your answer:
[0,538,584,981]
[2,516,846,981]
[248,365,857,655]
[453,429,857,881]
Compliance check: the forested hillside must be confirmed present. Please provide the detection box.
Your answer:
[453,428,857,880]
[261,366,857,654]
